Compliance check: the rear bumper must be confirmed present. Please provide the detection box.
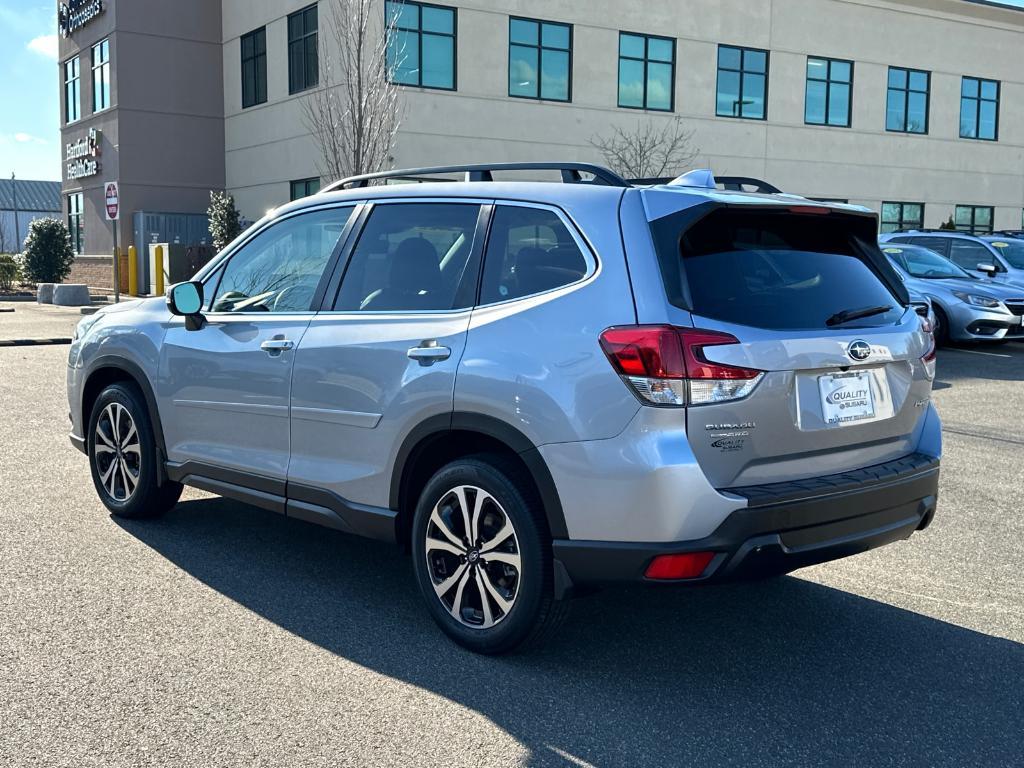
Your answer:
[552,453,939,590]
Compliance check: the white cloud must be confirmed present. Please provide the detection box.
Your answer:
[27,34,58,60]
[14,133,46,145]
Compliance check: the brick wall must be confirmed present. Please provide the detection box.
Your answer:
[67,255,113,290]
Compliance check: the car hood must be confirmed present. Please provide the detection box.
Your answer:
[904,275,1023,300]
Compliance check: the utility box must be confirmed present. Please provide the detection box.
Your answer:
[146,243,215,295]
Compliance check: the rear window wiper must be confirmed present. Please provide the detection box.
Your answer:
[825,304,893,327]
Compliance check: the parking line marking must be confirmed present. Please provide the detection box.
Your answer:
[943,348,1012,359]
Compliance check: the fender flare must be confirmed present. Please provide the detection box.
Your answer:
[390,411,568,539]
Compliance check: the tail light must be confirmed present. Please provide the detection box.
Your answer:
[920,316,937,380]
[599,325,763,407]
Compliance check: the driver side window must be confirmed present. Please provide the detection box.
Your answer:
[211,207,352,313]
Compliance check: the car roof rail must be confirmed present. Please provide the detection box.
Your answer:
[321,162,631,192]
[991,230,1024,238]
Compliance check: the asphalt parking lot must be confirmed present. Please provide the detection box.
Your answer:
[1,312,1022,766]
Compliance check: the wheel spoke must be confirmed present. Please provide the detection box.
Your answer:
[121,459,138,495]
[469,488,490,544]
[482,550,520,570]
[425,537,464,557]
[479,567,514,616]
[94,444,116,454]
[429,509,466,552]
[474,569,495,628]
[100,457,118,496]
[448,567,472,621]
[120,420,137,449]
[109,404,121,443]
[480,516,514,553]
[431,562,467,600]
[453,487,473,545]
[95,423,116,450]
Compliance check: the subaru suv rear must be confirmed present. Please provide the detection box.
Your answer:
[68,163,941,654]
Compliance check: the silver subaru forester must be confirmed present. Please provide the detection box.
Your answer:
[68,163,941,654]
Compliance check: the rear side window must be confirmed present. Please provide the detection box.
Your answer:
[480,205,589,304]
[662,208,903,330]
[948,239,995,271]
[334,203,481,311]
[902,236,950,257]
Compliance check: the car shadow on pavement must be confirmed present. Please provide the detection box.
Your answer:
[118,497,1024,767]
[934,342,1024,385]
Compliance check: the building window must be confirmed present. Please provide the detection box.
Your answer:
[960,77,998,141]
[288,4,318,94]
[886,67,929,134]
[617,32,674,111]
[68,193,84,254]
[716,45,768,120]
[880,202,924,233]
[91,40,110,112]
[805,56,851,127]
[290,177,321,200]
[508,17,571,102]
[955,205,994,235]
[386,1,456,90]
[241,27,267,108]
[64,56,80,124]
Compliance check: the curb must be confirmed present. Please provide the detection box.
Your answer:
[0,338,74,347]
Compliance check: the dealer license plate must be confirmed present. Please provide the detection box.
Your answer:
[818,370,875,426]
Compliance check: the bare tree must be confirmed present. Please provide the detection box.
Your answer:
[589,117,699,181]
[302,0,403,184]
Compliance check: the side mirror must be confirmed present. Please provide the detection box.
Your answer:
[976,263,999,277]
[167,281,206,331]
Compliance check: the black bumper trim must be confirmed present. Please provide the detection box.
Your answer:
[552,454,939,589]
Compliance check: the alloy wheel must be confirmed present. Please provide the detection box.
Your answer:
[93,402,141,502]
[425,485,521,629]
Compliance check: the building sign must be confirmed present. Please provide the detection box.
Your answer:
[66,127,102,180]
[59,0,104,38]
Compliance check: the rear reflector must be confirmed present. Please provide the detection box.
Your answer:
[599,325,763,407]
[645,552,716,580]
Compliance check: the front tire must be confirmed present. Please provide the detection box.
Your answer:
[87,382,182,519]
[411,455,567,654]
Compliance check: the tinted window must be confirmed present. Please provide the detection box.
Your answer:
[335,203,480,311]
[212,207,351,313]
[901,236,949,257]
[886,67,929,134]
[717,45,768,119]
[990,240,1024,269]
[805,56,852,127]
[948,240,995,271]
[881,245,970,279]
[480,206,589,304]
[509,17,571,101]
[667,209,901,330]
[386,1,456,89]
[618,32,674,111]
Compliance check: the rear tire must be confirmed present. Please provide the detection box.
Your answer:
[932,305,951,347]
[411,455,568,654]
[87,383,182,519]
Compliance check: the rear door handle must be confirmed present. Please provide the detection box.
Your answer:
[408,341,451,365]
[260,338,295,354]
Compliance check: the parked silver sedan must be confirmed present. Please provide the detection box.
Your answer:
[879,242,1024,344]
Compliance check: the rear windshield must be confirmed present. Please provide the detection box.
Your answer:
[659,208,903,330]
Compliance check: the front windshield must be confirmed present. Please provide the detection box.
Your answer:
[989,240,1024,269]
[882,244,971,279]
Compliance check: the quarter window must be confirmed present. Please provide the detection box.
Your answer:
[64,57,80,124]
[886,67,929,134]
[335,203,480,311]
[91,40,110,112]
[954,205,993,235]
[716,45,768,120]
[618,32,675,111]
[288,4,319,94]
[211,207,351,313]
[805,56,851,127]
[67,193,84,254]
[880,202,924,234]
[241,27,267,108]
[290,177,321,201]
[960,77,998,141]
[386,1,456,90]
[480,205,589,304]
[509,17,571,102]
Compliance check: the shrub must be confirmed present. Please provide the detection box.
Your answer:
[208,190,242,252]
[939,215,957,231]
[21,217,75,283]
[0,253,20,291]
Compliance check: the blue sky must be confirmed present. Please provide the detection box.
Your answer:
[1,0,1023,182]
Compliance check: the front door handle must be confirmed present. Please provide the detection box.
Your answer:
[261,338,295,355]
[408,340,451,365]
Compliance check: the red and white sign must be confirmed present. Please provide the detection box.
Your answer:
[104,181,119,221]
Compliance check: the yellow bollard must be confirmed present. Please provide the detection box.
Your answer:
[154,245,165,296]
[128,245,138,296]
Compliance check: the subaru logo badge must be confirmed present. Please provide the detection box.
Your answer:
[847,340,871,362]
